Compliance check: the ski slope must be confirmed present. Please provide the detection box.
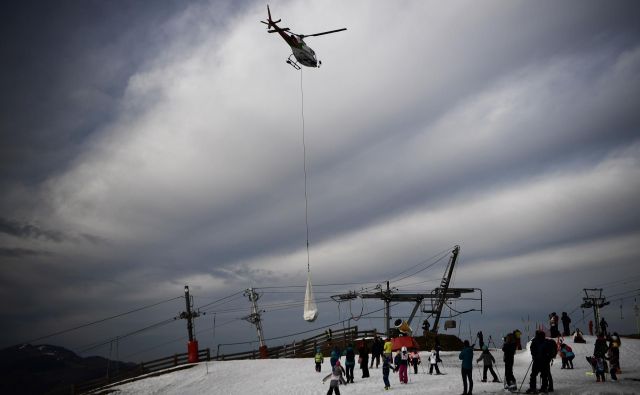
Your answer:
[109,336,640,394]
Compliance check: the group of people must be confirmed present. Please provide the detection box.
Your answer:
[320,335,444,393]
[321,317,624,395]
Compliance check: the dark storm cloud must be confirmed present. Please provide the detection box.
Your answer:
[0,247,52,258]
[1,0,640,361]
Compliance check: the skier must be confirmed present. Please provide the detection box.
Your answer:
[397,346,409,384]
[526,330,551,394]
[559,343,574,369]
[410,349,421,374]
[358,341,370,378]
[599,317,609,337]
[476,345,499,382]
[382,356,395,390]
[344,343,356,384]
[322,360,347,395]
[502,333,517,391]
[428,349,441,375]
[560,312,571,336]
[315,347,324,372]
[459,340,474,395]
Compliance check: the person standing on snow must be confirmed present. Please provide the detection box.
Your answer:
[370,336,382,369]
[526,330,551,394]
[599,317,609,336]
[322,360,347,395]
[383,337,393,362]
[549,312,560,338]
[330,346,341,369]
[315,347,324,372]
[560,312,571,337]
[428,349,441,375]
[459,340,474,395]
[477,331,485,350]
[513,329,522,350]
[344,343,356,384]
[476,345,499,382]
[397,346,410,384]
[410,349,421,374]
[382,356,395,390]
[358,341,370,378]
[502,333,517,390]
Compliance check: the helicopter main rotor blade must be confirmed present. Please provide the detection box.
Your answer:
[300,28,347,38]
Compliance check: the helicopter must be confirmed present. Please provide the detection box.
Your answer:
[261,5,346,70]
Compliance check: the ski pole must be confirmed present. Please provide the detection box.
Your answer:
[519,360,533,393]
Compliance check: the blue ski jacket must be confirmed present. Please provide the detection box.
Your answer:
[459,346,474,369]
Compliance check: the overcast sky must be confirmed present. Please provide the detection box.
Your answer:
[1,0,640,361]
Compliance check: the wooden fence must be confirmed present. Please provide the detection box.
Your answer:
[74,327,383,394]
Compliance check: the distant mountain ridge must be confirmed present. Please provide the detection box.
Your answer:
[0,343,136,395]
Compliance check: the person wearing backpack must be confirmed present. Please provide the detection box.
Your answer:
[559,343,574,369]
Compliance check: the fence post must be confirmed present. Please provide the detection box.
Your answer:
[206,348,211,361]
[174,354,178,366]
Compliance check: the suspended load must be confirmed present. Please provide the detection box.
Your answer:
[303,271,318,322]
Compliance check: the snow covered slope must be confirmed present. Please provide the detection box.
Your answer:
[109,336,640,394]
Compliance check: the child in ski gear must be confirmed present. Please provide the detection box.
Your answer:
[410,350,421,374]
[397,346,409,384]
[477,345,499,382]
[594,356,606,382]
[428,349,441,374]
[559,343,574,369]
[315,347,324,372]
[561,312,571,336]
[502,334,517,390]
[382,356,395,390]
[323,360,347,395]
[459,340,474,395]
[344,343,356,383]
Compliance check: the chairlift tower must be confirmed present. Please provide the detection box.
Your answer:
[331,245,480,337]
[581,288,610,335]
[243,288,266,348]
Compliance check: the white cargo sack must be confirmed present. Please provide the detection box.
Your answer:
[303,271,318,322]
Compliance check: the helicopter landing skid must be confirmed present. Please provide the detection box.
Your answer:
[286,55,301,70]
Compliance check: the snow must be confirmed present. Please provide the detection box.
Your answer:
[109,336,640,394]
